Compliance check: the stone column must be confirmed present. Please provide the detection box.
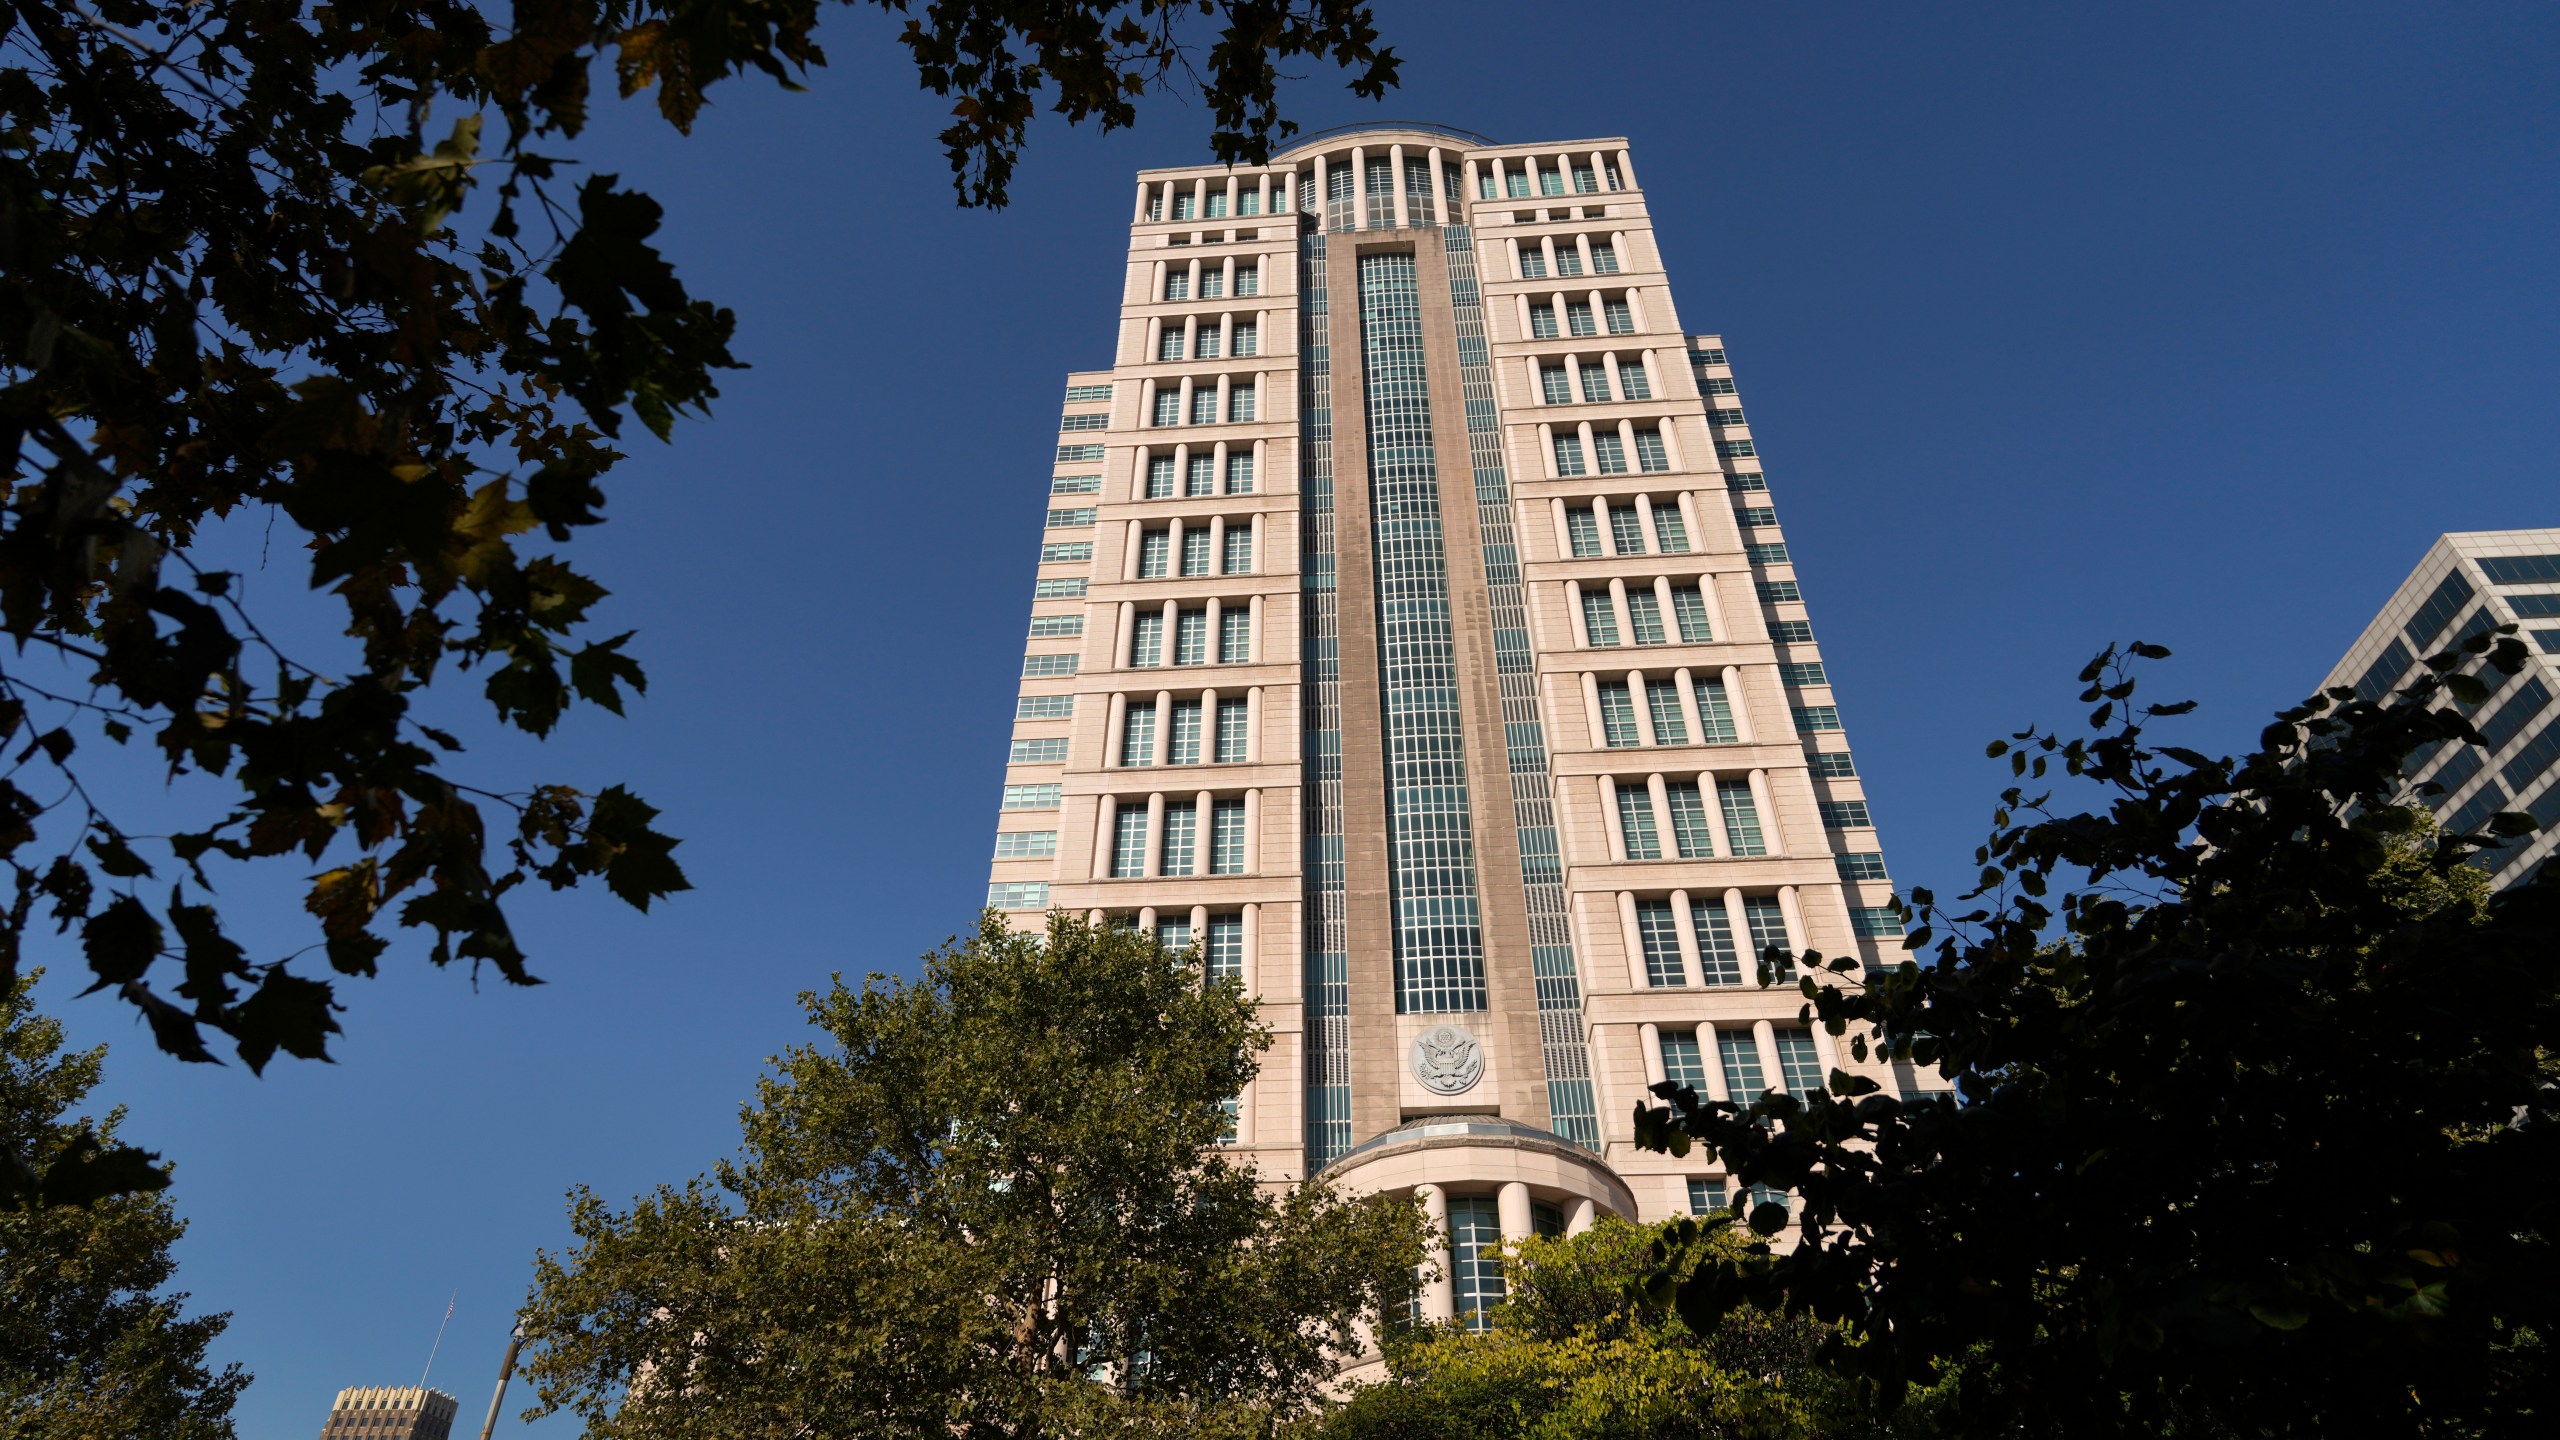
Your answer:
[1674,668,1707,747]
[1752,1019,1785,1099]
[1141,793,1165,877]
[1748,768,1782,854]
[1105,692,1129,767]
[1498,1181,1534,1243]
[1627,670,1656,746]
[1639,1021,1666,1086]
[1722,665,1755,741]
[1193,789,1215,877]
[1668,887,1702,988]
[1416,1184,1455,1322]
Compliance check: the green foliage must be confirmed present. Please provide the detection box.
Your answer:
[0,971,248,1437]
[520,912,1426,1439]
[1634,637,2560,1436]
[0,0,1396,1092]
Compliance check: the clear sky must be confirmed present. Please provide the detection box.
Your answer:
[37,3,2558,1435]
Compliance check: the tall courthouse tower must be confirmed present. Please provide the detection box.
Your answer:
[986,128,1916,1324]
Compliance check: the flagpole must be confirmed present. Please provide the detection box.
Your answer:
[419,1292,457,1390]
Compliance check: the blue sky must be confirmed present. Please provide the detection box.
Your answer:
[36,3,2559,1435]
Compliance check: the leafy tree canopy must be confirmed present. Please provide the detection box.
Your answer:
[0,0,1397,1082]
[520,913,1426,1440]
[0,969,248,1438]
[1635,637,2560,1437]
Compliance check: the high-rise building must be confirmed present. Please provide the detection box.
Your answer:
[313,1386,460,1440]
[2318,528,2560,888]
[985,128,1915,1325]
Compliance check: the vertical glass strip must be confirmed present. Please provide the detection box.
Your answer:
[1357,251,1488,1015]
[1298,235,1352,1169]
[1445,227,1601,1147]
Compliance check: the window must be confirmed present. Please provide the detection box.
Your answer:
[1231,320,1258,356]
[1718,1030,1767,1104]
[1691,347,1728,365]
[1035,577,1088,599]
[1121,702,1157,766]
[988,881,1050,910]
[1449,1197,1507,1329]
[1160,801,1198,875]
[1157,327,1184,361]
[1693,677,1740,743]
[1059,414,1107,432]
[1649,507,1689,554]
[1051,475,1100,495]
[1529,304,1560,339]
[1571,163,1597,194]
[1190,388,1218,425]
[1646,679,1688,744]
[1555,244,1583,277]
[1205,914,1245,979]
[2502,718,2560,795]
[1745,1184,1790,1221]
[1580,366,1612,403]
[1046,507,1095,529]
[1139,529,1171,578]
[1666,781,1714,858]
[1506,170,1532,198]
[1597,682,1640,747]
[1717,439,1758,459]
[1745,895,1792,979]
[1228,386,1256,422]
[1591,240,1620,273]
[1222,528,1254,574]
[2478,676,2551,751]
[1152,390,1181,426]
[1175,608,1209,665]
[1781,662,1829,687]
[1518,247,1548,279]
[1711,407,1746,428]
[1616,784,1663,859]
[1225,452,1255,493]
[1195,326,1221,359]
[1211,798,1247,874]
[1171,193,1196,220]
[1769,619,1814,643]
[1200,265,1224,297]
[1604,299,1634,334]
[1837,852,1889,882]
[1182,453,1214,496]
[1793,705,1843,733]
[1065,384,1112,403]
[1016,695,1075,719]
[1164,270,1190,299]
[1661,1030,1709,1091]
[2480,554,2560,585]
[1539,164,1565,196]
[1774,1031,1823,1098]
[1717,781,1767,856]
[1144,454,1176,498]
[1635,429,1669,473]
[1729,470,1767,491]
[1236,264,1259,295]
[1009,737,1069,764]
[1057,444,1104,463]
[1216,698,1249,762]
[1022,654,1078,678]
[1735,504,1775,526]
[1852,905,1904,937]
[1566,507,1602,556]
[1003,783,1063,810]
[1694,898,1741,984]
[1567,301,1597,337]
[1552,433,1588,476]
[1159,916,1194,954]
[1028,615,1084,638]
[1540,365,1572,404]
[1609,506,1646,553]
[1181,528,1212,576]
[1758,580,1802,603]
[1131,611,1165,667]
[1636,899,1684,986]
[1702,376,1737,396]
[1820,799,1874,829]
[1670,586,1711,641]
[1042,541,1094,563]
[1627,588,1667,645]
[1580,590,1621,647]
[1808,750,1856,779]
[1111,808,1150,877]
[1748,542,1791,565]
[1219,607,1252,662]
[1686,1177,1727,1215]
[1593,431,1629,474]
[1619,362,1651,400]
[1169,700,1203,764]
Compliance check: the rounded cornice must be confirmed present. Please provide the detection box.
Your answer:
[1317,1116,1639,1216]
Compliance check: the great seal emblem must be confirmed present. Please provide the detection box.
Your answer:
[1410,1024,1485,1096]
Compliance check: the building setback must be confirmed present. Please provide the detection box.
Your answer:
[313,1387,459,1440]
[986,127,1917,1326]
[2318,528,2560,888]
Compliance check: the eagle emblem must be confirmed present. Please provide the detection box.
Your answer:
[1411,1024,1485,1095]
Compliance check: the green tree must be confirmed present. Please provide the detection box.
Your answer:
[0,971,247,1438]
[0,0,1398,1079]
[1635,637,2560,1437]
[520,912,1426,1439]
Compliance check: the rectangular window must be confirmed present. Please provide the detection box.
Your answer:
[1598,682,1640,747]
[1670,586,1712,641]
[2352,638,2417,703]
[987,881,1050,910]
[1702,376,1737,396]
[1717,440,1757,459]
[1717,780,1767,856]
[1539,166,1564,196]
[1216,698,1249,762]
[1553,434,1587,476]
[1064,384,1113,403]
[1120,702,1157,766]
[1604,299,1634,334]
[1627,589,1668,645]
[1619,362,1651,400]
[1059,414,1107,432]
[1195,326,1221,359]
[1139,529,1171,577]
[1164,271,1190,300]
[1175,608,1210,665]
[1009,737,1069,764]
[1022,654,1079,678]
[1229,386,1256,423]
[1774,1031,1823,1098]
[2479,554,2560,585]
[1567,302,1597,337]
[1837,852,1889,882]
[1769,619,1814,643]
[1147,454,1177,498]
[1034,577,1088,599]
[1591,240,1620,273]
[1780,662,1829,687]
[1181,528,1212,576]
[1718,1030,1767,1104]
[1027,615,1084,638]
[1506,170,1532,198]
[1712,407,1747,428]
[1555,245,1583,277]
[1541,365,1572,404]
[1158,328,1185,361]
[1210,798,1247,874]
[1056,444,1105,463]
[1580,366,1613,403]
[1200,264,1224,296]
[1693,898,1741,985]
[1808,750,1856,779]
[1686,1177,1727,1215]
[1450,1196,1507,1329]
[1040,540,1093,562]
[1190,388,1219,425]
[1159,917,1193,954]
[1171,194,1196,220]
[993,830,1058,859]
[2477,676,2551,751]
[1851,905,1904,937]
[1661,1030,1709,1092]
[1046,507,1095,529]
[1223,527,1254,574]
[1666,781,1715,858]
[1820,799,1874,829]
[1231,320,1258,356]
[1793,705,1844,732]
[1572,164,1597,194]
[1206,914,1244,979]
[1646,679,1688,744]
[1153,391,1181,426]
[1691,347,1728,365]
[1758,580,1802,603]
[1016,695,1075,720]
[1616,783,1663,858]
[1518,248,1548,279]
[1002,783,1063,810]
[1236,264,1259,296]
[1745,895,1792,979]
[1748,542,1792,565]
[1580,590,1621,647]
[1593,431,1629,474]
[2501,718,2560,796]
[1529,304,1560,339]
[1729,470,1767,491]
[1634,429,1670,473]
[1566,507,1602,556]
[1219,606,1252,663]
[1130,611,1165,667]
[1734,504,1775,526]
[1636,899,1685,987]
[1225,453,1255,493]
[1609,507,1647,553]
[1693,677,1740,744]
[1186,453,1216,496]
[1169,700,1203,765]
[1051,475,1101,495]
[1159,801,1197,875]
